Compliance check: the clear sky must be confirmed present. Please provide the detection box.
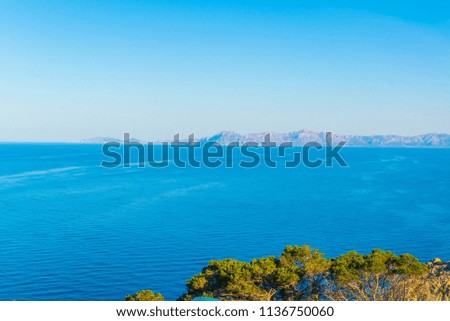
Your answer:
[0,1,449,142]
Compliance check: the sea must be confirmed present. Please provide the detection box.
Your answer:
[0,144,449,300]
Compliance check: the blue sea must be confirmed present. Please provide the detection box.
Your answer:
[0,144,449,300]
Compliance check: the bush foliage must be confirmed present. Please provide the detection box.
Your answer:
[126,245,450,301]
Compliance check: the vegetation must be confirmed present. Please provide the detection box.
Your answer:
[125,289,164,301]
[125,245,450,301]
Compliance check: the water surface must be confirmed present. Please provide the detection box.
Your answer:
[0,144,449,300]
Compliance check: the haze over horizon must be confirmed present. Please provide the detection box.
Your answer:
[1,1,449,142]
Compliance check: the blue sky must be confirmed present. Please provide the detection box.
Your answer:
[0,1,449,142]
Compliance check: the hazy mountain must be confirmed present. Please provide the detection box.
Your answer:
[81,131,450,147]
[200,130,450,148]
[80,136,141,144]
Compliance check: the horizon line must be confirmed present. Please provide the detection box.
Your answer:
[1,129,450,144]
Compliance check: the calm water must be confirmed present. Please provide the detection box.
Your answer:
[0,144,449,300]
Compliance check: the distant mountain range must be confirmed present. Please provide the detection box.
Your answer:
[201,130,450,148]
[81,130,450,148]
